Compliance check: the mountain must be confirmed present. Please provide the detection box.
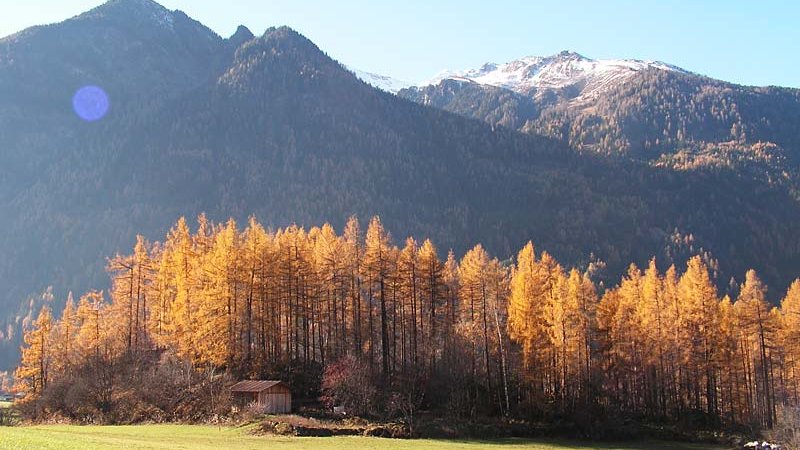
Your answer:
[1,0,800,368]
[401,53,800,172]
[423,51,686,101]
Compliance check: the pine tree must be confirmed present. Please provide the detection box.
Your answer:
[487,256,511,415]
[442,250,460,374]
[363,217,393,378]
[638,258,667,415]
[75,291,108,362]
[459,244,496,403]
[312,222,343,363]
[165,217,197,362]
[397,237,420,372]
[781,280,800,404]
[131,235,153,352]
[718,295,743,424]
[107,252,136,353]
[418,239,445,374]
[343,216,363,356]
[15,306,53,397]
[607,264,645,413]
[736,269,776,427]
[508,242,538,372]
[197,219,239,368]
[51,294,78,378]
[677,256,719,417]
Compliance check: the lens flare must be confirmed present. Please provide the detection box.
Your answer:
[72,86,110,122]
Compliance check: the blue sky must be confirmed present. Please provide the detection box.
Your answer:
[2,0,798,87]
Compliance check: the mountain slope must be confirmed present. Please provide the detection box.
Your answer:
[0,0,230,196]
[0,0,237,351]
[400,52,800,201]
[401,52,800,161]
[1,2,800,368]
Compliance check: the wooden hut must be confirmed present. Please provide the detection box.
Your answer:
[230,380,292,413]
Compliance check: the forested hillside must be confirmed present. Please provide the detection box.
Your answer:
[401,62,800,192]
[15,216,800,429]
[1,0,800,372]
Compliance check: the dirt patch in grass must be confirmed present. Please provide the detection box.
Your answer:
[254,414,385,437]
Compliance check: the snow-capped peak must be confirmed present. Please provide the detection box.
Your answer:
[352,69,414,94]
[423,51,687,99]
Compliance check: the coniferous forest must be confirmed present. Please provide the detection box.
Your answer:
[15,215,800,431]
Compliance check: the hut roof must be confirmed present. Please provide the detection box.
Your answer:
[230,380,288,393]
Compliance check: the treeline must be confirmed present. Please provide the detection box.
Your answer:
[14,215,800,428]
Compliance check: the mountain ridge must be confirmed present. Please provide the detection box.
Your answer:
[399,52,800,168]
[420,50,691,100]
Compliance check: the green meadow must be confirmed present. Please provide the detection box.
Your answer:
[0,424,726,450]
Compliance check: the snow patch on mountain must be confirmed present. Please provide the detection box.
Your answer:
[423,51,688,100]
[352,69,414,94]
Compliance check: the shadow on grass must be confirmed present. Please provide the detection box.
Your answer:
[421,437,723,449]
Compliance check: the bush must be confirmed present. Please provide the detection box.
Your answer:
[321,355,377,417]
[769,405,800,450]
[258,419,296,435]
[17,349,234,424]
[363,423,411,438]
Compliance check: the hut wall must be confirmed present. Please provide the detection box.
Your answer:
[258,387,291,413]
[233,391,258,407]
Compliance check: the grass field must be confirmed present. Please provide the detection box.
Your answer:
[0,424,727,450]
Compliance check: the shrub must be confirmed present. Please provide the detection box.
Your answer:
[769,405,800,450]
[321,355,377,417]
[17,349,233,424]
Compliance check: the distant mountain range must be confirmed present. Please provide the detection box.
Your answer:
[365,51,686,96]
[423,51,687,94]
[362,52,800,182]
[397,51,800,167]
[1,0,799,368]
